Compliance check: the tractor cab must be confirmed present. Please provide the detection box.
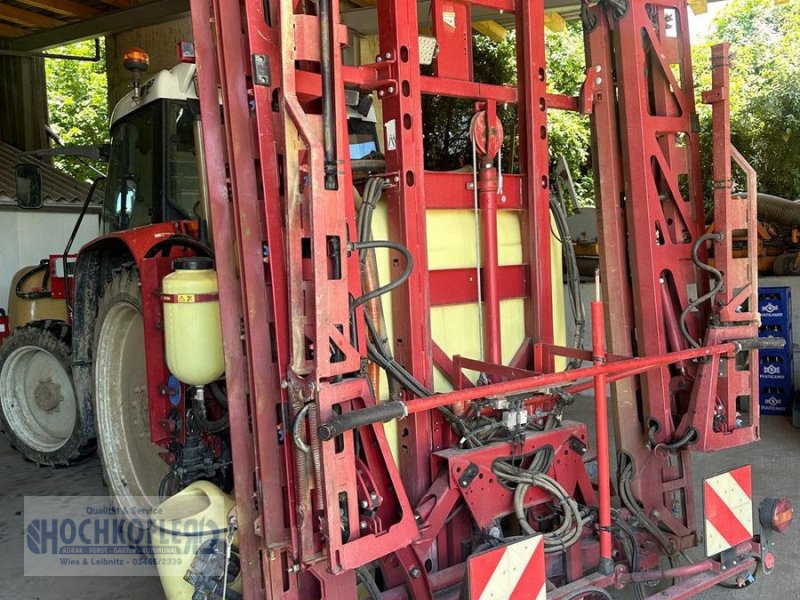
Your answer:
[103,51,201,233]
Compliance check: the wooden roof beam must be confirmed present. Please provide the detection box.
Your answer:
[14,0,102,19]
[0,21,29,37]
[97,0,136,7]
[10,0,189,51]
[0,4,65,28]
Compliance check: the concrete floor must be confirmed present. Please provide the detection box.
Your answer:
[0,411,797,599]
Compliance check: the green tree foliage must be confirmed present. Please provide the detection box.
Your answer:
[545,23,593,209]
[693,0,800,199]
[422,24,593,208]
[45,40,108,182]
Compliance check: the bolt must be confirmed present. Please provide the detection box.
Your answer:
[360,520,367,529]
[596,65,602,72]
[385,52,392,59]
[409,566,421,578]
[388,86,395,94]
[379,90,385,97]
[281,379,289,389]
[360,500,369,509]
[651,509,661,519]
[376,56,383,62]
[733,560,737,565]
[256,55,264,63]
[370,492,378,501]
[722,565,727,571]
[595,77,602,85]
[287,564,300,573]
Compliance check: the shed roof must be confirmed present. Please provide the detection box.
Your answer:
[0,141,99,210]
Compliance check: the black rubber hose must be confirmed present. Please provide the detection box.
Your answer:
[191,388,229,434]
[317,401,407,441]
[350,240,413,310]
[209,381,228,407]
[679,232,724,348]
[355,567,383,600]
[15,262,50,299]
[144,235,214,259]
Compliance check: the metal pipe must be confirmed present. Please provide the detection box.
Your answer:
[319,0,338,190]
[318,338,780,439]
[403,341,743,415]
[478,164,502,363]
[0,38,102,62]
[192,117,213,244]
[591,273,613,574]
[620,558,714,583]
[659,277,687,373]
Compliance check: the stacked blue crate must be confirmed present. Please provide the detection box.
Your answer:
[758,287,793,416]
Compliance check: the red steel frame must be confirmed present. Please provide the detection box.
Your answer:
[187,0,767,597]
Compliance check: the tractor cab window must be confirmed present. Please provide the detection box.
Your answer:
[103,103,162,233]
[165,102,199,221]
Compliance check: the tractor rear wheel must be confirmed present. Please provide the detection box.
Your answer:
[0,321,93,465]
[94,267,168,514]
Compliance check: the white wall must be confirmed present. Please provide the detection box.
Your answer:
[0,209,100,311]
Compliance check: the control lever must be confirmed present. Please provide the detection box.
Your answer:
[317,401,407,441]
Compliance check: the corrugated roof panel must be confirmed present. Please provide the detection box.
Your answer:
[0,141,100,208]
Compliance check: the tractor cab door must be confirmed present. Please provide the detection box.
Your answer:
[102,99,198,233]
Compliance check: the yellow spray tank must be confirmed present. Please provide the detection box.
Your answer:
[162,257,225,386]
[150,480,241,600]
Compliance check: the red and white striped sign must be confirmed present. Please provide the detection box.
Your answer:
[703,465,754,556]
[467,535,545,600]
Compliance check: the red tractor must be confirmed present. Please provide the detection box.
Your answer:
[1,45,384,519]
[1,49,229,514]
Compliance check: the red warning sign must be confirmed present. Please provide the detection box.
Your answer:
[703,464,754,556]
[467,535,545,600]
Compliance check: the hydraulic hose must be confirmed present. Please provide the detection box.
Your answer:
[15,261,51,300]
[350,240,413,310]
[144,234,215,259]
[550,194,586,368]
[679,232,724,348]
[191,387,229,433]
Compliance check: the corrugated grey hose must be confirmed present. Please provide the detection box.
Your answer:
[732,192,800,227]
